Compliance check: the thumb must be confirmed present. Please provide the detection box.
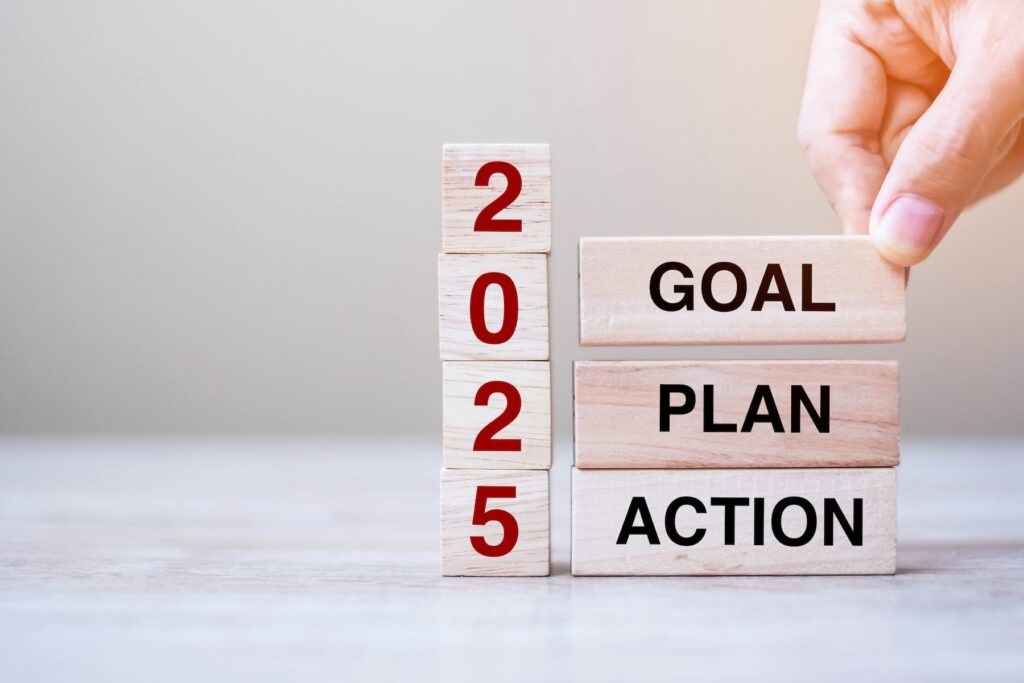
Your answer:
[870,59,1024,266]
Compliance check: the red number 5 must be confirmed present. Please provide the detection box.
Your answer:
[471,486,519,557]
[474,161,523,233]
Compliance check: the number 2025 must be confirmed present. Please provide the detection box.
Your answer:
[469,160,527,558]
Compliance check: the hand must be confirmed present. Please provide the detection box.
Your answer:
[798,0,1024,266]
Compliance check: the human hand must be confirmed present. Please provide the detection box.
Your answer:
[798,0,1024,266]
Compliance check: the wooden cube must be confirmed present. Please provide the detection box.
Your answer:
[441,468,550,576]
[572,467,896,575]
[438,253,549,360]
[579,236,906,345]
[442,144,550,254]
[574,360,899,469]
[444,361,551,470]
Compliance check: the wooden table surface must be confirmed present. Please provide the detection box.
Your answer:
[1,438,1022,682]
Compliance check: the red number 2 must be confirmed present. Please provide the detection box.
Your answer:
[474,161,523,233]
[473,381,522,452]
[469,272,518,344]
[470,486,519,557]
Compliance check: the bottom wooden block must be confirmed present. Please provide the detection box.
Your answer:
[572,467,895,576]
[441,468,550,576]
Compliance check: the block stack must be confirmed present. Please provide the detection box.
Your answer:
[438,144,552,576]
[572,236,905,575]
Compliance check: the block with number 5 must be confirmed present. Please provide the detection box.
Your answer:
[438,253,549,360]
[441,468,550,576]
[442,143,550,254]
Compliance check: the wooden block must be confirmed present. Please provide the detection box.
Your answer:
[574,360,898,469]
[579,236,906,345]
[441,468,550,576]
[572,467,896,575]
[438,253,549,360]
[442,144,550,254]
[444,361,551,470]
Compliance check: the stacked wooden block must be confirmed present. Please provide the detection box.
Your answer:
[438,144,551,576]
[572,237,906,575]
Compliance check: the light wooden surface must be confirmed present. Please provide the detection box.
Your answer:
[442,144,551,254]
[443,361,551,469]
[579,236,906,345]
[574,360,899,468]
[572,467,896,575]
[441,468,550,576]
[1,438,1022,682]
[438,253,549,360]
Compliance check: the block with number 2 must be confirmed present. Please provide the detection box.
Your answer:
[443,361,551,469]
[442,144,550,254]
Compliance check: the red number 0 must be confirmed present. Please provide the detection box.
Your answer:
[473,381,522,452]
[469,272,518,344]
[470,486,519,557]
[474,161,522,233]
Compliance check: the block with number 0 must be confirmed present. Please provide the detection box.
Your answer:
[443,361,551,469]
[442,144,551,254]
[438,253,549,360]
[441,468,550,576]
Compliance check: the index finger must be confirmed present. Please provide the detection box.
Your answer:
[797,0,889,234]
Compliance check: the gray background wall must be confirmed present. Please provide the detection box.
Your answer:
[1,0,1021,437]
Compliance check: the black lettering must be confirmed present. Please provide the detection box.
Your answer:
[741,385,785,433]
[771,497,817,547]
[701,262,747,312]
[751,263,795,311]
[665,496,707,546]
[792,385,830,433]
[824,498,862,546]
[650,262,694,312]
[801,264,836,311]
[703,385,737,433]
[753,497,765,545]
[660,384,696,432]
[616,497,660,544]
[710,497,749,545]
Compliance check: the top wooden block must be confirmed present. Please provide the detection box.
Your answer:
[579,236,906,345]
[442,144,551,254]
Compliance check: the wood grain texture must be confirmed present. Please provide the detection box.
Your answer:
[441,468,550,576]
[579,236,906,345]
[438,253,549,360]
[574,360,899,469]
[444,361,551,469]
[572,467,896,576]
[442,144,550,254]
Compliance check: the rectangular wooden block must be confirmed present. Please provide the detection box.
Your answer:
[574,360,898,469]
[572,467,896,575]
[444,361,551,469]
[438,253,549,360]
[579,236,906,345]
[442,143,551,254]
[441,468,550,576]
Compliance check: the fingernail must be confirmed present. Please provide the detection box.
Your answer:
[874,195,945,258]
